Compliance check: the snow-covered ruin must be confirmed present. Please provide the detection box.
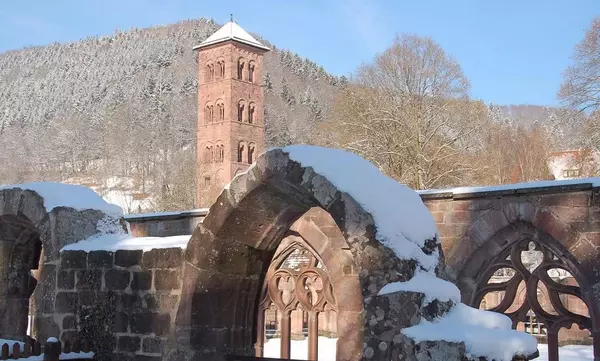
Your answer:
[0,146,538,361]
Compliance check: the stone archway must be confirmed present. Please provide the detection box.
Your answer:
[255,207,360,361]
[457,221,600,361]
[0,185,125,341]
[175,148,444,361]
[0,214,41,340]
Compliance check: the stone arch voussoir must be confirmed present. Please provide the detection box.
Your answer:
[176,149,434,361]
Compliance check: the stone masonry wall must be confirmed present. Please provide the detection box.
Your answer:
[125,210,207,238]
[48,248,185,361]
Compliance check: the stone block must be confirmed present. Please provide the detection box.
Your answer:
[88,251,114,268]
[105,269,131,290]
[57,269,75,290]
[539,192,590,207]
[76,269,102,290]
[131,271,152,291]
[55,292,79,313]
[78,291,96,307]
[142,337,164,354]
[115,250,143,267]
[154,269,180,290]
[142,248,184,268]
[134,356,162,361]
[62,315,77,329]
[429,211,445,224]
[61,251,87,269]
[145,293,180,311]
[115,312,129,333]
[130,312,171,335]
[118,336,141,352]
[502,201,536,223]
[116,293,143,310]
[60,331,78,343]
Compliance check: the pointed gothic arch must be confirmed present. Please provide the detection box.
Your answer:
[458,221,600,361]
[175,148,430,361]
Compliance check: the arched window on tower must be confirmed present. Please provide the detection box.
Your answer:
[216,144,224,162]
[205,102,214,123]
[216,100,225,121]
[238,100,246,122]
[248,102,255,124]
[237,142,246,163]
[248,143,256,164]
[248,60,255,83]
[217,59,225,78]
[206,62,215,82]
[237,58,245,80]
[204,143,214,163]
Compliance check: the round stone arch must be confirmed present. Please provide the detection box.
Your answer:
[0,187,124,341]
[175,149,424,361]
[456,221,600,351]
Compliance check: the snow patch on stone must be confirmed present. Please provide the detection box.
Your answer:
[282,145,438,270]
[61,234,191,252]
[378,269,461,304]
[403,303,537,361]
[419,177,600,196]
[0,182,123,217]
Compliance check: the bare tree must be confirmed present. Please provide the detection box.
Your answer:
[317,34,486,190]
[559,17,600,113]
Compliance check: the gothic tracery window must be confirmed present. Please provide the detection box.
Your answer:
[473,238,590,361]
[256,241,336,360]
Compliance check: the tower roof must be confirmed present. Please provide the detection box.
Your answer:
[193,21,270,51]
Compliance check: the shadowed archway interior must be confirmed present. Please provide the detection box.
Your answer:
[0,214,42,340]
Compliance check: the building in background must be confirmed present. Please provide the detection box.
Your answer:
[193,20,270,206]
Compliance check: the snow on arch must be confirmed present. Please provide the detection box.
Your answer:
[270,145,538,361]
[0,182,123,217]
[281,145,440,270]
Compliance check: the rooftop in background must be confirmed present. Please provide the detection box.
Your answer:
[193,20,270,51]
[418,177,600,200]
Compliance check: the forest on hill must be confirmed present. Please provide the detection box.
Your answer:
[0,17,597,212]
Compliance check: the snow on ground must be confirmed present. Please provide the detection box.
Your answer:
[264,337,337,361]
[0,182,123,217]
[264,337,593,361]
[418,177,600,196]
[282,145,439,270]
[61,234,191,252]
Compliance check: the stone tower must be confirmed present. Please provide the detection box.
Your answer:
[193,20,270,207]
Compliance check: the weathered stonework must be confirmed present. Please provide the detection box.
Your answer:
[422,184,600,343]
[50,248,186,361]
[173,149,495,361]
[0,187,124,341]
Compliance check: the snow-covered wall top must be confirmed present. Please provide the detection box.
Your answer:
[282,145,439,270]
[419,177,600,197]
[0,182,123,217]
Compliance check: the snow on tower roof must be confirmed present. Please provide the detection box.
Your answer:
[193,21,270,51]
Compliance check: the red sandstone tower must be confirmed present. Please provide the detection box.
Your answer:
[193,20,270,206]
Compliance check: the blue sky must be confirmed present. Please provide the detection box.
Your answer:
[0,0,598,106]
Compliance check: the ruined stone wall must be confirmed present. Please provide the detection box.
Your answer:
[49,248,185,361]
[125,210,207,238]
